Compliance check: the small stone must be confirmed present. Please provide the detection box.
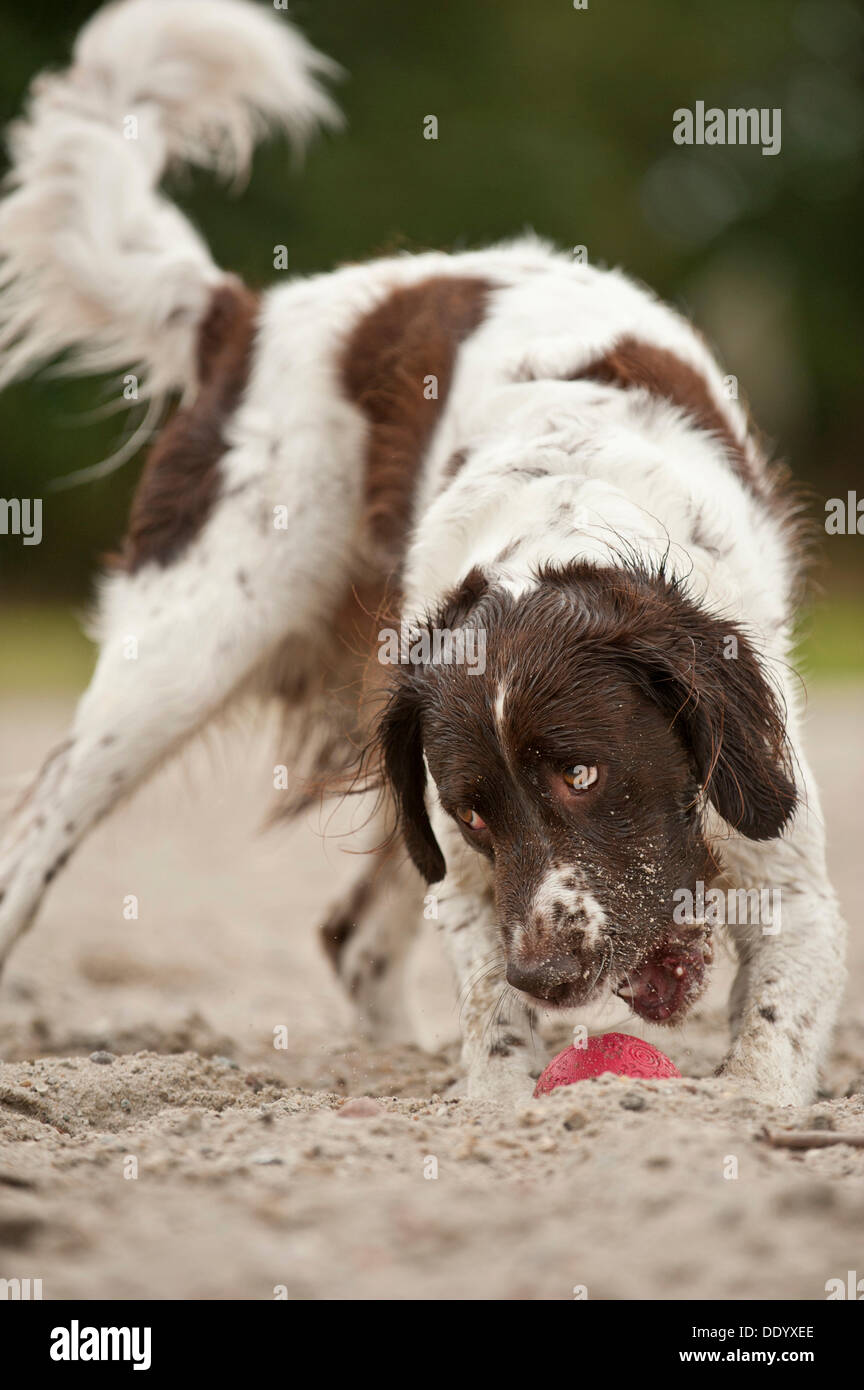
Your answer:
[563,1108,588,1132]
[213,1055,239,1070]
[620,1092,647,1111]
[808,1113,835,1131]
[337,1097,385,1119]
[456,1136,492,1162]
[250,1150,284,1166]
[89,1051,115,1065]
[518,1107,545,1128]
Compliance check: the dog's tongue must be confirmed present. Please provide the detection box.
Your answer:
[618,939,712,1023]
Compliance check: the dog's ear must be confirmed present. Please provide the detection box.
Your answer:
[375,569,490,882]
[620,589,798,840]
[376,679,446,883]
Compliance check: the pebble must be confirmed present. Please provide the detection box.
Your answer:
[338,1097,385,1119]
[808,1113,835,1131]
[620,1092,647,1112]
[563,1108,588,1131]
[89,1051,115,1065]
[518,1108,546,1128]
[251,1150,284,1166]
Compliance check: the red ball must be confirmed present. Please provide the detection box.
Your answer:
[533,1031,681,1096]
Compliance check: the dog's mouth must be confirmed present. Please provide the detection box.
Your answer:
[615,933,713,1023]
[507,931,714,1018]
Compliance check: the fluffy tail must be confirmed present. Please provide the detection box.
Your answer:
[0,0,340,403]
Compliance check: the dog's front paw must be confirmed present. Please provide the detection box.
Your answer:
[465,1058,536,1107]
[715,1053,814,1109]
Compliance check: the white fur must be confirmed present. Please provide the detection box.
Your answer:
[524,867,607,950]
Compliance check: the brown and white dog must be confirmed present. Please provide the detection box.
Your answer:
[0,0,846,1105]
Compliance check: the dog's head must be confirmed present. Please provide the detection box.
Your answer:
[376,562,796,1023]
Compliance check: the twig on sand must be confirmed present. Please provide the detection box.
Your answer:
[759,1127,864,1151]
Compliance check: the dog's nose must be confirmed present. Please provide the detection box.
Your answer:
[506,956,574,1003]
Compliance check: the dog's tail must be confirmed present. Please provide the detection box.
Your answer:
[0,0,340,403]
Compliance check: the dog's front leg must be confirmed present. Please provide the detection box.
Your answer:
[712,759,846,1107]
[429,808,539,1104]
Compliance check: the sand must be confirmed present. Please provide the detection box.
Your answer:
[1,690,862,1301]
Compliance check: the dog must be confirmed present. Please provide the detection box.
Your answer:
[0,0,846,1106]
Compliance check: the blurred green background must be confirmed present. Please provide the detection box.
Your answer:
[0,0,862,683]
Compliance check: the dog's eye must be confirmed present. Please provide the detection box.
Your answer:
[456,807,486,831]
[563,764,599,792]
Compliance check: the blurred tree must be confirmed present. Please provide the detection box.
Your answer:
[0,0,861,597]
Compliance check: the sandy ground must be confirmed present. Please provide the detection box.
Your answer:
[0,688,862,1301]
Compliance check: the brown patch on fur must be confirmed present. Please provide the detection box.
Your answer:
[571,335,811,595]
[571,335,755,486]
[121,280,259,572]
[341,276,492,571]
[331,576,394,681]
[262,569,402,819]
[331,576,400,731]
[444,448,469,480]
[567,333,816,608]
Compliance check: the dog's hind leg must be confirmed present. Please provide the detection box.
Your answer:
[0,411,363,976]
[320,833,425,1043]
[0,572,289,971]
